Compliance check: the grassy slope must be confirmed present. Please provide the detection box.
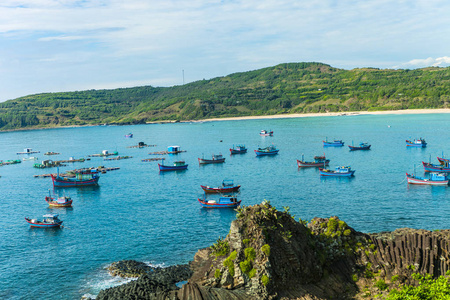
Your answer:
[1,62,450,130]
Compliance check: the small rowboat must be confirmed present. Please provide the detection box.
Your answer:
[406,172,449,185]
[230,145,247,154]
[260,130,273,136]
[297,154,330,167]
[319,166,355,177]
[198,196,241,208]
[255,145,279,156]
[406,138,426,147]
[25,214,63,228]
[45,195,73,207]
[125,133,133,138]
[348,142,371,151]
[201,180,241,194]
[158,161,188,171]
[323,140,344,147]
[198,154,225,164]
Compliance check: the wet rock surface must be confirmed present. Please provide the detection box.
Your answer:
[93,203,450,299]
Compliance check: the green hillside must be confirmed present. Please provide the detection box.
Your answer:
[1,62,450,130]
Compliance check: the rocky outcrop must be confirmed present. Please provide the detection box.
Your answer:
[94,202,450,299]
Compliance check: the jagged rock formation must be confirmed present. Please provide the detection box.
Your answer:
[93,202,450,299]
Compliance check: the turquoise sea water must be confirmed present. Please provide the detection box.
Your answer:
[1,114,450,299]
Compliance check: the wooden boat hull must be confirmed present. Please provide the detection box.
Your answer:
[45,197,73,207]
[198,198,241,208]
[406,173,449,185]
[201,185,241,194]
[51,175,100,187]
[158,164,188,171]
[25,218,63,228]
[254,150,279,156]
[319,169,355,177]
[198,158,226,164]
[422,162,450,172]
[348,145,371,150]
[230,148,247,154]
[297,159,330,167]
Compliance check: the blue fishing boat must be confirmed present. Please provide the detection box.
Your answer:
[406,138,426,147]
[198,154,225,164]
[349,142,371,151]
[254,145,279,156]
[319,166,355,177]
[198,195,241,208]
[406,172,449,185]
[230,145,247,154]
[158,160,188,171]
[422,161,450,173]
[51,169,100,187]
[323,140,344,147]
[25,214,63,228]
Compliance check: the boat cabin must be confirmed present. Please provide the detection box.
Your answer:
[335,166,352,173]
[173,161,186,166]
[212,154,223,160]
[430,172,448,181]
[43,214,61,224]
[222,180,234,187]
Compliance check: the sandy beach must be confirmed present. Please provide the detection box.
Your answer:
[198,108,450,123]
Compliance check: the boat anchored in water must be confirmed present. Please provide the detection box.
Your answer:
[406,138,427,147]
[255,145,279,156]
[198,154,225,164]
[319,166,355,177]
[230,145,247,154]
[51,169,100,187]
[323,139,344,147]
[198,195,241,208]
[406,172,449,185]
[25,214,63,228]
[260,130,273,136]
[158,160,188,171]
[45,191,73,207]
[297,154,330,167]
[201,180,241,194]
[348,142,371,151]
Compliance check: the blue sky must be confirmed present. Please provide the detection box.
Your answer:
[1,0,450,102]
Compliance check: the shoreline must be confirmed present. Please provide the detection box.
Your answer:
[1,109,450,132]
[193,108,450,123]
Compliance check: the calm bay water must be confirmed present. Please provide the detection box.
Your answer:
[1,114,450,299]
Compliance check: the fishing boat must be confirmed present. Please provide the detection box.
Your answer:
[158,160,188,171]
[198,195,241,208]
[125,133,133,138]
[255,145,279,156]
[45,192,73,207]
[297,154,330,167]
[348,142,371,151]
[422,161,450,173]
[51,169,100,187]
[201,180,241,194]
[198,154,225,164]
[319,166,355,177]
[323,140,344,147]
[230,145,247,154]
[25,214,63,228]
[406,138,427,147]
[260,130,273,136]
[406,172,449,185]
[23,157,38,161]
[437,157,450,165]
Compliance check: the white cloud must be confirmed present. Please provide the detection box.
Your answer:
[397,56,450,69]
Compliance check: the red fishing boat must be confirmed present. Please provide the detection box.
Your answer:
[201,180,241,194]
